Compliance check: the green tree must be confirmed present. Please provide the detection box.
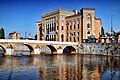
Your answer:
[101,27,104,35]
[0,28,5,39]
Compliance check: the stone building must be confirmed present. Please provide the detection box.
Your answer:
[36,8,102,43]
[116,31,120,43]
[9,32,20,39]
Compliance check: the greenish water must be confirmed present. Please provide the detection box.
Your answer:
[0,54,120,80]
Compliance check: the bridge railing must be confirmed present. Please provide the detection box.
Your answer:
[0,39,78,45]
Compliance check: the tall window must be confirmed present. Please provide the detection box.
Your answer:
[74,32,75,36]
[52,23,53,31]
[67,25,68,30]
[61,26,64,30]
[87,23,90,28]
[66,23,69,30]
[50,24,51,31]
[70,25,72,30]
[61,34,64,42]
[54,23,56,31]
[78,37,79,41]
[61,22,64,30]
[70,22,72,30]
[78,24,79,29]
[87,14,90,19]
[77,32,79,36]
[74,24,75,29]
[87,31,90,34]
[74,37,76,42]
[70,37,72,41]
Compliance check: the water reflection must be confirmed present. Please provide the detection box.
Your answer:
[0,55,120,80]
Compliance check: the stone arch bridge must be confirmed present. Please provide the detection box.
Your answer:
[0,39,79,55]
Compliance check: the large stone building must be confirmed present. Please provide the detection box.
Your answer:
[36,8,102,43]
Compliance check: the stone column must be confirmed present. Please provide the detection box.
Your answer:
[5,48,14,56]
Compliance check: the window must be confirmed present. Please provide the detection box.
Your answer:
[70,22,72,30]
[74,24,75,29]
[87,14,90,19]
[78,37,79,41]
[87,23,90,28]
[50,26,51,32]
[87,31,90,34]
[61,16,64,20]
[54,35,56,41]
[50,24,51,31]
[74,37,76,42]
[74,32,75,36]
[70,25,72,30]
[54,26,56,31]
[77,32,79,36]
[78,24,79,29]
[67,25,68,30]
[61,26,64,30]
[70,37,72,41]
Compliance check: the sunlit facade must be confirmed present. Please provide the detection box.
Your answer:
[36,8,102,43]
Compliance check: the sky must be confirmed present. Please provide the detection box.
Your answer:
[0,0,120,38]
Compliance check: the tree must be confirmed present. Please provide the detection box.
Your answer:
[0,28,5,39]
[101,27,104,35]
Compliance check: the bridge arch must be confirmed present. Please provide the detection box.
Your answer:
[46,45,57,54]
[23,44,34,52]
[15,44,34,53]
[0,45,6,53]
[63,46,76,54]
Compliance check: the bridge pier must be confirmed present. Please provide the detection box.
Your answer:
[34,48,41,55]
[57,49,63,54]
[5,49,14,56]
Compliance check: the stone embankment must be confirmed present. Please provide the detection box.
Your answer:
[78,43,120,56]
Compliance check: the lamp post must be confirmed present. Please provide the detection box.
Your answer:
[25,32,27,38]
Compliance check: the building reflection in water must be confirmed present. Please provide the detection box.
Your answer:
[0,55,120,80]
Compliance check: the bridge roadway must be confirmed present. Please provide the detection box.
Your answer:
[0,39,79,55]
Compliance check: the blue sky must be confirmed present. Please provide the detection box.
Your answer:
[0,0,120,38]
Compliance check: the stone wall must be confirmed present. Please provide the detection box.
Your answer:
[78,43,120,56]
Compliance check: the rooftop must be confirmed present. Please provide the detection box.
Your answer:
[42,8,73,18]
[82,8,95,10]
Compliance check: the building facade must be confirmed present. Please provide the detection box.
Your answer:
[36,8,102,43]
[9,32,20,39]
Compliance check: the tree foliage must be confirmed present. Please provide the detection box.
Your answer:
[0,28,5,39]
[101,27,104,35]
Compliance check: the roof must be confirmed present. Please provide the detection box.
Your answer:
[95,17,101,20]
[42,8,73,18]
[36,21,42,23]
[81,8,95,10]
[65,14,81,19]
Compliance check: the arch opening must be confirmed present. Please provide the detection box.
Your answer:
[0,45,6,55]
[14,44,34,56]
[63,46,76,54]
[46,45,57,54]
[23,44,34,52]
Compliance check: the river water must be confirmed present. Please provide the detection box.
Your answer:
[0,54,120,80]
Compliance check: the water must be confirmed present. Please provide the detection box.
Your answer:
[0,54,120,80]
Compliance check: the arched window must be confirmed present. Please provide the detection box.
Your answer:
[87,31,90,34]
[87,14,90,19]
[87,23,90,28]
[61,34,64,42]
[61,22,64,30]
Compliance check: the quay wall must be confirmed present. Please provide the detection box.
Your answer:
[78,43,120,56]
